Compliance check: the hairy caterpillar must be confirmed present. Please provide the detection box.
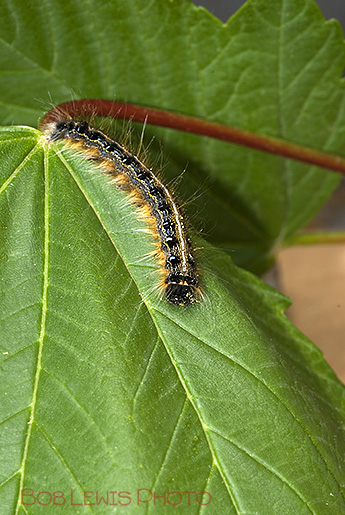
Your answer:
[40,116,200,306]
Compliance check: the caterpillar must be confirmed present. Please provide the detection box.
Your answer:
[40,116,200,306]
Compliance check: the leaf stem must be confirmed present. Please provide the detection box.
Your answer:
[39,99,345,175]
[284,231,345,246]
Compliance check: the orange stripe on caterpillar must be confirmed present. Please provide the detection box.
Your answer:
[41,117,200,306]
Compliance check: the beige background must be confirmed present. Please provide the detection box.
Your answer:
[278,245,345,384]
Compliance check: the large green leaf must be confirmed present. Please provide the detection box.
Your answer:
[0,0,344,269]
[2,0,345,513]
[1,126,345,514]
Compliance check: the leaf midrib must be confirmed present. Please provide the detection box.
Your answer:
[14,144,50,514]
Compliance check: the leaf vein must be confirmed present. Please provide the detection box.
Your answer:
[14,145,50,514]
[145,397,189,514]
[131,336,160,412]
[0,141,41,197]
[42,367,118,462]
[34,421,95,514]
[154,308,344,502]
[209,427,314,514]
[0,406,30,427]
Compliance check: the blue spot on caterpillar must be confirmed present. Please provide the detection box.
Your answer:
[41,117,200,306]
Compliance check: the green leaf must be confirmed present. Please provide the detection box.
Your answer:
[0,0,344,269]
[1,126,345,514]
[2,0,345,513]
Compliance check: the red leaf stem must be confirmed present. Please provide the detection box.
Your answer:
[39,99,345,175]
